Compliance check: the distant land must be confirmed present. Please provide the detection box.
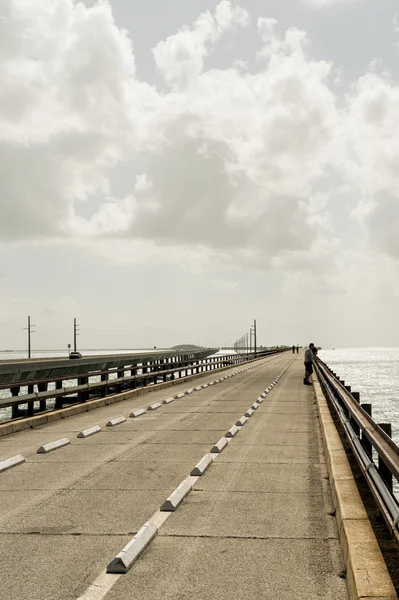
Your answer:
[170,344,203,351]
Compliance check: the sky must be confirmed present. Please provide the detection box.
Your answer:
[1,0,399,350]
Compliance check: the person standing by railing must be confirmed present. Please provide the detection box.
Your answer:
[303,343,315,386]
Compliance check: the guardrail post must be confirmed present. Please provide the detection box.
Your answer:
[361,403,373,458]
[378,423,393,493]
[55,380,63,408]
[37,382,47,413]
[348,391,361,436]
[78,376,88,402]
[117,369,124,393]
[11,387,20,419]
[345,385,351,393]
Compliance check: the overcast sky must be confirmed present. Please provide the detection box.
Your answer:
[1,0,399,350]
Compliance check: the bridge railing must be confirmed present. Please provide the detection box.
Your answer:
[316,358,399,544]
[0,348,285,422]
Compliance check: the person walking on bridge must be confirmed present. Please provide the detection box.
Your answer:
[292,345,295,354]
[303,343,315,386]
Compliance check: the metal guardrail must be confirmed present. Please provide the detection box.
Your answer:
[0,349,285,422]
[316,358,399,543]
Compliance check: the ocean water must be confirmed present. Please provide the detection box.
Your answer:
[319,348,399,447]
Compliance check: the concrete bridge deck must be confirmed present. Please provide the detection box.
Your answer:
[0,353,385,599]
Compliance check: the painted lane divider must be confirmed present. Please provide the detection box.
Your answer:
[236,416,248,427]
[161,476,197,511]
[226,425,240,438]
[130,408,146,418]
[210,437,228,453]
[106,416,127,427]
[37,438,70,454]
[77,426,101,438]
[190,453,214,476]
[148,402,162,411]
[163,397,174,405]
[107,521,158,574]
[175,392,185,399]
[0,454,25,473]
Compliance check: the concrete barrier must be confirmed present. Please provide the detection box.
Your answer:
[107,521,158,574]
[161,477,196,511]
[211,437,228,453]
[77,426,101,438]
[130,408,147,418]
[226,425,240,438]
[0,454,25,473]
[190,454,214,476]
[37,438,70,454]
[147,402,161,411]
[106,417,127,427]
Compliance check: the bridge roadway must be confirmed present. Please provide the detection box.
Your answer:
[0,352,348,600]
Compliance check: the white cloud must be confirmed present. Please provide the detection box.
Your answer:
[2,0,399,293]
[303,0,363,8]
[345,72,399,258]
[152,0,249,89]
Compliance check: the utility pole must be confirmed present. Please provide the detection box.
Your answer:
[254,319,257,355]
[73,318,80,352]
[24,315,35,358]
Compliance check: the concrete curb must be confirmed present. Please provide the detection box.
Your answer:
[0,454,25,473]
[77,426,101,438]
[190,454,214,476]
[106,521,158,574]
[226,425,240,438]
[313,378,398,600]
[160,476,196,511]
[236,416,248,427]
[106,416,127,427]
[130,408,146,418]
[210,437,228,454]
[37,438,70,454]
[147,402,161,411]
[162,397,174,405]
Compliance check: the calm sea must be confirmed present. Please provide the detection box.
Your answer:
[320,347,399,446]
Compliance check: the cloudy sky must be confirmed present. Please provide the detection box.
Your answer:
[1,0,399,351]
